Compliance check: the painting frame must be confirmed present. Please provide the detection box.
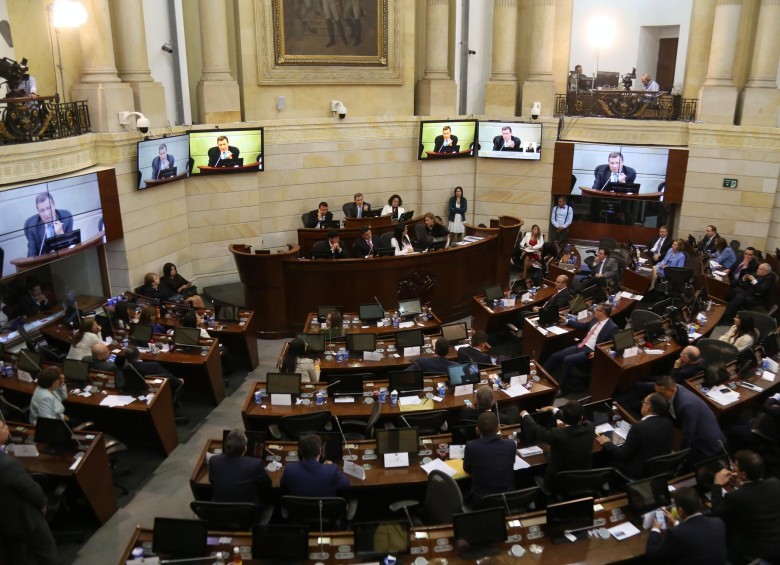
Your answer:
[256,0,401,84]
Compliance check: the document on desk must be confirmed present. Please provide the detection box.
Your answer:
[762,370,777,382]
[706,387,740,406]
[421,457,457,477]
[502,384,530,398]
[398,395,422,406]
[595,423,615,435]
[618,291,644,301]
[643,348,666,355]
[546,325,569,336]
[7,444,39,457]
[449,445,465,459]
[399,321,415,329]
[514,455,531,470]
[99,395,136,407]
[518,446,544,457]
[608,522,640,541]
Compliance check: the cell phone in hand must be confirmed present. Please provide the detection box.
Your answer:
[655,509,666,529]
[108,354,117,363]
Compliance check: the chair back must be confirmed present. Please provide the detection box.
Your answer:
[396,410,447,436]
[380,231,394,248]
[599,237,618,251]
[739,311,777,342]
[422,470,463,524]
[279,410,332,440]
[189,501,256,531]
[629,309,662,332]
[664,267,693,290]
[697,338,738,366]
[342,202,353,217]
[555,467,616,500]
[414,222,429,245]
[481,486,541,515]
[281,496,348,531]
[450,421,478,444]
[301,213,310,227]
[642,448,691,479]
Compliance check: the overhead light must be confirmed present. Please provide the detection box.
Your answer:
[49,0,87,29]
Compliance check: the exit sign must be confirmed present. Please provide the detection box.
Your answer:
[723,178,738,188]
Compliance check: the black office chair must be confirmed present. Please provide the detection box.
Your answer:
[190,501,272,531]
[395,410,448,435]
[450,421,478,444]
[301,212,310,227]
[281,496,357,531]
[553,467,626,501]
[481,486,542,515]
[739,312,777,342]
[389,469,464,526]
[268,411,332,440]
[31,473,84,542]
[642,448,691,479]
[629,309,662,332]
[379,231,394,248]
[697,338,738,366]
[342,201,372,218]
[661,266,695,305]
[414,222,431,249]
[340,400,381,440]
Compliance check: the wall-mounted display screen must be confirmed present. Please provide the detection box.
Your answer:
[136,134,191,189]
[189,128,264,174]
[476,121,542,160]
[418,120,477,160]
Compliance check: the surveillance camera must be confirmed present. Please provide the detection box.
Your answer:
[161,43,173,54]
[531,101,541,120]
[531,110,539,120]
[137,116,150,134]
[336,102,347,119]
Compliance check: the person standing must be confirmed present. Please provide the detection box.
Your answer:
[550,196,573,244]
[447,187,467,242]
[463,412,516,508]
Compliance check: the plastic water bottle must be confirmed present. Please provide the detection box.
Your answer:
[390,389,398,406]
[438,383,446,397]
[316,391,324,406]
[254,390,262,404]
[393,313,399,328]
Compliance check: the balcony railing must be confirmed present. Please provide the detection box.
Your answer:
[555,91,697,121]
[0,95,90,144]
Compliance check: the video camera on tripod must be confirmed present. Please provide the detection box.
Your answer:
[0,56,31,96]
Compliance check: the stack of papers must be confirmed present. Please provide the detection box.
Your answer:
[706,387,740,406]
[99,395,136,407]
[518,446,544,457]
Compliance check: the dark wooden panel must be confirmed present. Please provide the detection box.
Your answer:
[97,169,123,241]
[552,141,575,194]
[664,148,688,204]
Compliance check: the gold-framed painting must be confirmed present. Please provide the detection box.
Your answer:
[256,0,401,84]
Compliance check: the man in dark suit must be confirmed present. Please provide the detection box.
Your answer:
[654,375,726,465]
[711,450,780,564]
[151,142,175,179]
[592,152,637,190]
[647,225,672,264]
[543,302,619,395]
[700,224,720,255]
[280,434,350,497]
[83,343,125,390]
[0,418,58,565]
[352,226,378,258]
[456,330,492,364]
[646,486,727,565]
[405,337,458,374]
[491,126,521,151]
[727,247,758,287]
[433,125,458,152]
[463,412,516,508]
[574,248,621,292]
[533,274,572,314]
[344,192,372,218]
[520,401,595,493]
[723,262,775,324]
[124,345,184,406]
[305,201,334,228]
[207,135,240,166]
[24,192,74,257]
[459,385,519,425]
[209,429,271,511]
[597,392,674,478]
[670,345,705,383]
[313,231,349,259]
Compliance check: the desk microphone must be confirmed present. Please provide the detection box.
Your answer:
[373,295,385,316]
[401,415,431,456]
[18,349,43,373]
[310,499,329,561]
[719,439,735,470]
[333,415,357,462]
[502,492,524,543]
[38,225,50,255]
[315,379,341,397]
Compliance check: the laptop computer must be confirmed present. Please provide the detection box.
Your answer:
[152,518,208,559]
[538,305,560,327]
[397,298,422,318]
[266,372,302,395]
[388,370,425,396]
[359,303,384,322]
[252,524,309,562]
[346,333,376,353]
[398,211,414,222]
[500,356,530,383]
[452,508,507,559]
[63,358,93,386]
[215,157,244,167]
[545,497,595,543]
[17,349,43,374]
[173,327,201,351]
[215,304,240,323]
[129,323,153,346]
[441,322,468,344]
[447,363,480,387]
[626,474,672,518]
[395,328,424,350]
[483,285,504,303]
[297,332,326,353]
[375,427,419,459]
[568,294,588,315]
[612,329,637,356]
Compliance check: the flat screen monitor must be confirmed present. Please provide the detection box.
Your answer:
[397,298,422,317]
[129,323,153,344]
[418,120,477,160]
[17,349,43,373]
[63,358,91,384]
[538,305,559,327]
[569,294,588,315]
[266,372,302,395]
[582,399,614,426]
[221,429,266,459]
[189,128,264,174]
[325,373,365,397]
[318,305,344,320]
[95,313,114,340]
[452,508,507,559]
[447,363,480,387]
[441,322,468,344]
[612,329,637,355]
[43,229,81,253]
[483,285,504,303]
[346,333,376,353]
[353,521,410,558]
[215,304,240,323]
[477,121,542,160]
[545,497,594,540]
[136,134,191,189]
[626,474,672,516]
[173,327,200,347]
[500,356,530,382]
[583,284,608,304]
[305,431,344,462]
[152,518,208,558]
[375,427,419,457]
[121,364,150,395]
[252,524,309,561]
[603,181,641,193]
[33,417,73,447]
[375,246,395,257]
[395,328,424,349]
[644,318,664,341]
[652,298,673,316]
[359,303,384,322]
[388,370,424,395]
[297,332,326,353]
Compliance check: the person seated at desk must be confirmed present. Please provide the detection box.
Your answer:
[649,239,687,291]
[124,345,184,407]
[0,418,60,565]
[113,301,139,330]
[137,305,165,334]
[460,385,519,425]
[519,401,595,493]
[456,330,492,364]
[151,143,175,180]
[313,230,349,259]
[533,274,572,315]
[344,192,371,218]
[670,345,705,383]
[647,225,672,265]
[23,191,73,258]
[712,237,736,270]
[207,135,240,167]
[573,248,620,293]
[711,450,780,565]
[722,262,774,325]
[719,312,758,352]
[727,393,780,451]
[463,412,517,508]
[592,152,637,190]
[543,302,619,396]
[641,73,660,92]
[596,392,674,479]
[161,263,206,309]
[66,317,103,361]
[18,278,52,316]
[390,223,414,255]
[513,224,544,282]
[181,310,211,339]
[433,125,458,152]
[280,337,319,383]
[321,311,343,339]
[305,201,333,228]
[700,224,720,255]
[353,226,378,258]
[140,272,202,309]
[83,343,124,389]
[725,247,758,287]
[380,194,405,219]
[280,434,350,497]
[30,367,68,425]
[492,126,521,152]
[646,486,727,565]
[209,429,271,512]
[405,337,457,374]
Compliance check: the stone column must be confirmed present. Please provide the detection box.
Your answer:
[70,0,135,132]
[416,0,456,115]
[196,0,241,123]
[485,0,518,115]
[521,0,556,118]
[697,0,742,124]
[740,0,780,126]
[109,0,167,128]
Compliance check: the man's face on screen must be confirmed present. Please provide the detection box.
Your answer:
[442,128,451,140]
[217,139,229,153]
[37,197,55,223]
[159,147,168,161]
[608,156,622,172]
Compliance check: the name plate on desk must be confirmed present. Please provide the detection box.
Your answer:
[454,384,474,397]
[344,460,366,480]
[403,346,421,357]
[384,452,409,468]
[363,351,382,362]
[271,393,292,405]
[623,346,639,358]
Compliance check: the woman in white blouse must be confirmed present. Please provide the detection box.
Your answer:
[280,337,319,383]
[517,224,544,281]
[719,312,758,352]
[67,317,103,360]
[391,223,414,255]
[381,194,405,219]
[30,367,68,425]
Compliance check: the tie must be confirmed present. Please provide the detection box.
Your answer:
[45,223,55,238]
[221,152,227,159]
[611,173,618,182]
[654,237,664,253]
[598,260,605,275]
[368,240,373,254]
[357,207,362,218]
[578,321,601,349]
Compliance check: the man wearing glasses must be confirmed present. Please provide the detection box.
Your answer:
[723,263,775,325]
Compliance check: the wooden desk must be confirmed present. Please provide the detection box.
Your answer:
[471,285,555,334]
[580,186,664,201]
[684,369,780,420]
[6,422,117,524]
[9,232,106,273]
[142,171,188,188]
[301,310,442,337]
[706,273,731,301]
[343,215,395,229]
[197,161,261,174]
[297,216,425,258]
[622,268,652,294]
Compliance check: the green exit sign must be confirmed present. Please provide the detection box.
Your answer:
[723,178,738,188]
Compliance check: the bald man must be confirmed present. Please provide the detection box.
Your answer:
[82,343,124,389]
[671,346,704,383]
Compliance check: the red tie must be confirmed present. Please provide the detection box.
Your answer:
[578,321,601,349]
